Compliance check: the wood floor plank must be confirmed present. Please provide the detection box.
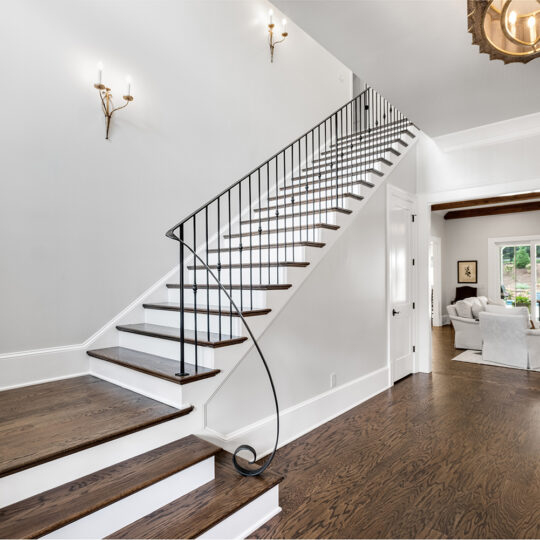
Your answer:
[0,436,219,539]
[0,375,193,477]
[250,326,540,539]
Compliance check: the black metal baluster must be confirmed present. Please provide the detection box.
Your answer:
[239,184,243,311]
[176,224,188,377]
[291,144,295,262]
[228,191,233,336]
[217,198,222,339]
[258,169,262,284]
[192,217,198,372]
[266,162,270,280]
[249,175,253,310]
[282,151,286,270]
[274,157,279,283]
[205,206,210,341]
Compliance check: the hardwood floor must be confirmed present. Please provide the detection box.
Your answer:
[251,325,540,539]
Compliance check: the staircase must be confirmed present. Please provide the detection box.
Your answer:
[0,87,418,538]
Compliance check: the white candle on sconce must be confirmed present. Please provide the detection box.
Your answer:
[508,10,517,38]
[97,61,103,85]
[125,75,132,96]
[282,18,287,34]
[528,15,536,42]
[269,9,273,24]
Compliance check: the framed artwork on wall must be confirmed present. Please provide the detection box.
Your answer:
[457,260,477,283]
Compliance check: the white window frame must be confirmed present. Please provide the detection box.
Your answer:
[488,234,540,320]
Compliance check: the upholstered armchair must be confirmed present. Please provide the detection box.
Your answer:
[447,304,482,350]
[479,310,539,369]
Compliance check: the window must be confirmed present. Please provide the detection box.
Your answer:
[498,240,539,322]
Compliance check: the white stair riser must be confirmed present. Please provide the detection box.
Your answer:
[118,331,216,367]
[334,129,413,150]
[224,229,323,248]
[90,357,185,408]
[320,140,403,158]
[43,458,215,540]
[309,151,393,169]
[199,485,281,540]
[256,198,354,216]
[294,166,380,183]
[191,266,287,285]
[240,212,338,232]
[280,174,376,194]
[169,287,268,309]
[270,184,364,203]
[206,245,307,264]
[145,308,244,336]
[0,415,201,507]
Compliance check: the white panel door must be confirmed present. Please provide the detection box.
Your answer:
[388,188,415,382]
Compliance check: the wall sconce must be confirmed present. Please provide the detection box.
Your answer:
[94,62,134,140]
[268,10,288,63]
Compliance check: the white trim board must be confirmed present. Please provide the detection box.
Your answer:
[201,366,389,459]
[434,110,540,152]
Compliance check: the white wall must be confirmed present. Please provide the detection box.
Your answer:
[205,148,418,445]
[441,212,540,309]
[0,0,352,354]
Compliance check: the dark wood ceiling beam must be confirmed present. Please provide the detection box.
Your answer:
[444,200,540,220]
[432,192,540,211]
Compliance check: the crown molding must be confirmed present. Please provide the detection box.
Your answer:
[434,111,540,152]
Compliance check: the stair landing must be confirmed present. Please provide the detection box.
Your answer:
[0,375,192,477]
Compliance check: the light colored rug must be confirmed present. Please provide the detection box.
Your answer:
[452,349,539,371]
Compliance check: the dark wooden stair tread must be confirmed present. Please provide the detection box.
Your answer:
[187,262,309,269]
[319,143,401,159]
[0,436,220,539]
[276,178,375,195]
[167,283,292,291]
[292,167,385,183]
[107,450,283,539]
[241,207,352,222]
[224,223,339,238]
[303,156,393,171]
[143,302,272,316]
[207,240,325,252]
[87,347,220,384]
[116,323,247,348]
[0,375,193,478]
[256,192,364,212]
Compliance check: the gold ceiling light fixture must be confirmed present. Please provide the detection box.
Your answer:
[467,0,540,63]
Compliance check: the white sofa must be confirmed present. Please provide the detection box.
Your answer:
[479,310,540,369]
[446,297,522,350]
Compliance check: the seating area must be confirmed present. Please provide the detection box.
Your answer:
[447,296,540,370]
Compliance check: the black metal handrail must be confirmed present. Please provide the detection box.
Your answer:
[165,86,412,476]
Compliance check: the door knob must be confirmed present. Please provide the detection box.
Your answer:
[392,308,400,316]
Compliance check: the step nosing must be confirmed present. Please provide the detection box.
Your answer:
[0,436,218,539]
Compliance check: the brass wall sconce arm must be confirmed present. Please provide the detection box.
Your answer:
[94,64,134,140]
[268,11,288,63]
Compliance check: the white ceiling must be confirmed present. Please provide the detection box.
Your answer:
[272,0,540,136]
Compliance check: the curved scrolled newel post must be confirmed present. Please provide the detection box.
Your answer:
[166,229,280,477]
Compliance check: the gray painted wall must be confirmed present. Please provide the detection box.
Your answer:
[206,148,418,435]
[0,0,351,353]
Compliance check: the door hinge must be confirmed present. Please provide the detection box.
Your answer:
[412,302,416,309]
[412,258,415,266]
[412,345,416,353]
[411,214,416,222]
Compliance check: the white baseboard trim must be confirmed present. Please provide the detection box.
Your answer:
[203,366,389,458]
[442,315,450,326]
